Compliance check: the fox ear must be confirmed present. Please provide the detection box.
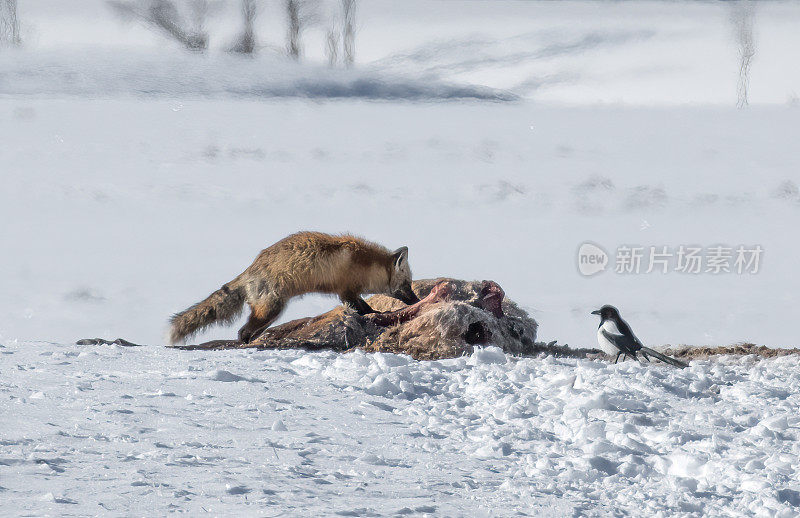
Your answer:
[392,246,409,269]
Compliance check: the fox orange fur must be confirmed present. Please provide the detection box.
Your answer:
[168,232,420,344]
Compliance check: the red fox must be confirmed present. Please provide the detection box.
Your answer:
[168,231,420,344]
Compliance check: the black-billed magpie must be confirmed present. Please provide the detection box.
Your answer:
[591,305,687,368]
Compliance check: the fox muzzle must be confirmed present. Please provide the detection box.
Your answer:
[394,282,420,305]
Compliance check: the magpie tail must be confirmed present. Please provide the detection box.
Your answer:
[639,347,689,368]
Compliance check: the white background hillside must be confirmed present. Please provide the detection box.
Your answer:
[2,1,800,516]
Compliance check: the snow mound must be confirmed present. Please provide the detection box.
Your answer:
[467,346,509,365]
[0,51,516,102]
[206,369,247,382]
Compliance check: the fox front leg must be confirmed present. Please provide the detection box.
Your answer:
[340,294,376,315]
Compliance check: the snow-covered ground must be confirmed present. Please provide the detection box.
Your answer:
[3,342,800,516]
[3,1,800,515]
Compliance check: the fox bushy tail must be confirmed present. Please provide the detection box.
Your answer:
[640,346,689,368]
[168,284,246,344]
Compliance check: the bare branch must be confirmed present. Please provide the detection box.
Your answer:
[107,0,209,51]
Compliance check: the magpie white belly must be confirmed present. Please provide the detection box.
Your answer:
[596,320,624,355]
[596,328,620,355]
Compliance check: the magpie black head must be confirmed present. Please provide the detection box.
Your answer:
[591,305,621,321]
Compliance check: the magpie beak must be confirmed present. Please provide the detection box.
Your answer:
[591,309,601,315]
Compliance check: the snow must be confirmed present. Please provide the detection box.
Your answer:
[3,342,800,516]
[2,1,800,515]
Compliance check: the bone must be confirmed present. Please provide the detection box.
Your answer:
[366,280,454,327]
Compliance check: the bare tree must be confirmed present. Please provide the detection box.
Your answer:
[730,1,756,108]
[108,0,210,51]
[0,0,21,46]
[325,25,339,66]
[341,0,355,66]
[187,0,211,45]
[230,0,257,54]
[284,0,319,62]
[285,0,301,60]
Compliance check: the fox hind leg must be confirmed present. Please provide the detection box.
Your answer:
[238,296,285,343]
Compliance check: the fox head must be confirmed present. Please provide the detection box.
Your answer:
[389,246,420,305]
